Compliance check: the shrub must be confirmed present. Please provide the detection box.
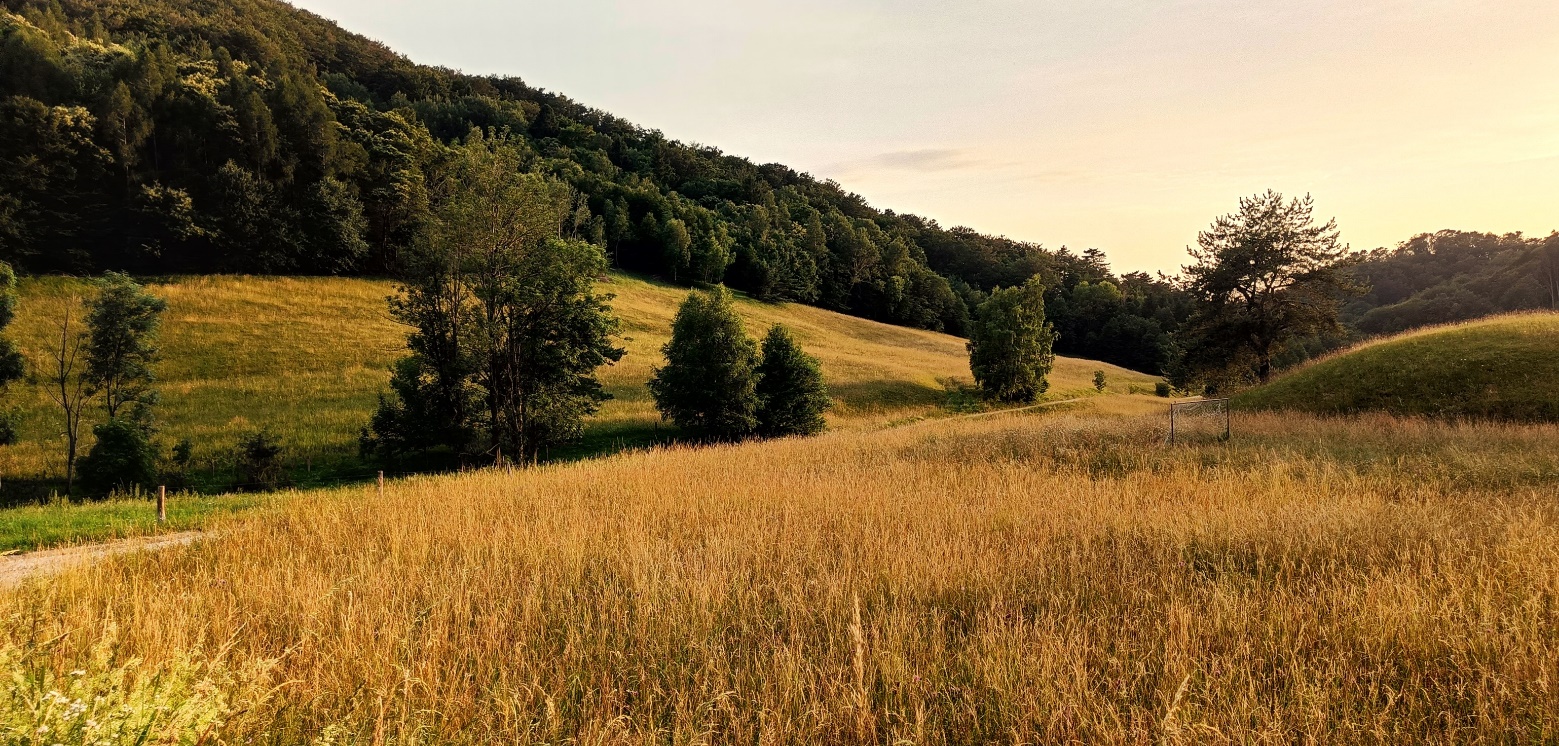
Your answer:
[77,419,157,498]
[1155,381,1172,397]
[235,431,286,490]
[755,325,831,438]
[648,287,758,441]
[1093,370,1107,392]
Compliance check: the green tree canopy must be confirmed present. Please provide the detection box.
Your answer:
[84,271,166,421]
[366,130,622,464]
[755,324,830,438]
[1176,190,1358,386]
[77,417,156,498]
[649,286,759,441]
[967,277,1056,404]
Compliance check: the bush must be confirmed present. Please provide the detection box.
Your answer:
[77,419,157,498]
[648,287,759,441]
[1093,370,1107,392]
[235,431,286,490]
[1155,381,1172,397]
[755,325,830,437]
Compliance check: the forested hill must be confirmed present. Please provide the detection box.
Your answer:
[0,0,1187,373]
[1344,231,1559,335]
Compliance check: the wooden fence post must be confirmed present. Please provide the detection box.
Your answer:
[157,485,167,524]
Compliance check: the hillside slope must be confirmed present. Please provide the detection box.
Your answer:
[0,0,1187,374]
[1235,312,1559,421]
[2,274,1156,491]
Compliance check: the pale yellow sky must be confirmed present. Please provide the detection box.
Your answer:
[295,0,1559,273]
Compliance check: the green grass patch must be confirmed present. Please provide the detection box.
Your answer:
[0,492,265,552]
[1235,312,1559,421]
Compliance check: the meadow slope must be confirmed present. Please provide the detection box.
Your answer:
[1235,312,1559,421]
[3,404,1557,742]
[2,273,1154,490]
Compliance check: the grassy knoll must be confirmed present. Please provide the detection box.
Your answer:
[1236,311,1559,421]
[3,406,1557,741]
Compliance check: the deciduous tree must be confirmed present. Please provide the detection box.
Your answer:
[84,271,166,421]
[967,277,1056,404]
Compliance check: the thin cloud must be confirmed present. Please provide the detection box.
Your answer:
[845,148,980,173]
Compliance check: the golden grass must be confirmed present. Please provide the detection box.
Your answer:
[1,274,1156,482]
[6,406,1558,742]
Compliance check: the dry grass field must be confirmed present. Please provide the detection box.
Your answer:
[5,403,1557,743]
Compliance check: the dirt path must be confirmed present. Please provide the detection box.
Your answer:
[0,531,208,590]
[894,396,1088,429]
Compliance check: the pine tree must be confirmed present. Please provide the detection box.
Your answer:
[755,325,830,437]
[967,277,1056,404]
[649,287,758,441]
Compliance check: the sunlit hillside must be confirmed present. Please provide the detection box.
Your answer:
[1,274,1156,488]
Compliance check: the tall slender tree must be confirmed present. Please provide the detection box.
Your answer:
[366,130,622,464]
[42,300,90,495]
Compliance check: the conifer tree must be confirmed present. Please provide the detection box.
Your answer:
[649,287,758,441]
[755,324,830,437]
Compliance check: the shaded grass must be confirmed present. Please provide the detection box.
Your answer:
[1236,311,1559,421]
[3,408,1557,742]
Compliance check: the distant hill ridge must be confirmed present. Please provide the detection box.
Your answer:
[1235,312,1559,422]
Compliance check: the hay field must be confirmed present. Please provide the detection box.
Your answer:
[5,405,1557,743]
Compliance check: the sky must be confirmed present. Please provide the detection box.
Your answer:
[291,0,1559,274]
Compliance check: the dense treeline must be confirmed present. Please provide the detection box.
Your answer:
[0,0,1183,372]
[1344,231,1559,335]
[3,0,1550,384]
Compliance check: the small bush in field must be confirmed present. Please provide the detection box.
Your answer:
[236,431,286,490]
[1093,370,1107,392]
[77,419,158,498]
[1155,381,1172,397]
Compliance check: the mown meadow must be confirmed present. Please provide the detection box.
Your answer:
[3,402,1557,743]
[0,273,1153,547]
